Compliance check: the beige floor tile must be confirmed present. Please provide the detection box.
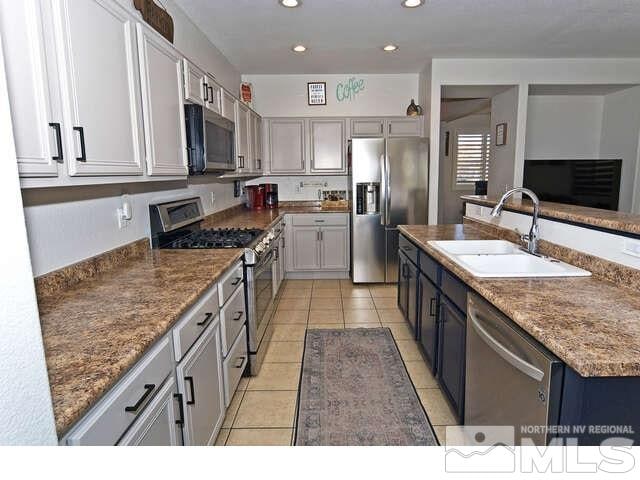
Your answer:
[342,297,375,309]
[310,297,342,310]
[233,391,298,428]
[308,309,344,324]
[222,389,245,428]
[311,288,341,298]
[370,285,398,298]
[339,279,354,287]
[214,428,230,446]
[237,377,249,391]
[264,341,304,363]
[341,287,372,298]
[433,426,446,445]
[416,388,458,426]
[248,363,301,391]
[373,297,398,309]
[343,309,380,324]
[383,322,414,340]
[277,298,311,310]
[226,428,293,446]
[376,308,405,323]
[404,361,438,388]
[271,324,308,341]
[280,288,312,299]
[271,309,309,324]
[313,279,341,289]
[285,279,313,288]
[307,323,344,329]
[345,323,382,329]
[396,340,424,361]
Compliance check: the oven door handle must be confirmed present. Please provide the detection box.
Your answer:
[256,250,275,271]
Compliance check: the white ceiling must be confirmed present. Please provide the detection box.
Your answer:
[174,0,640,74]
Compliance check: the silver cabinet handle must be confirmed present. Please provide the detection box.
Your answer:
[469,307,544,381]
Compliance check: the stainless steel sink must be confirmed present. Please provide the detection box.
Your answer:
[428,240,591,278]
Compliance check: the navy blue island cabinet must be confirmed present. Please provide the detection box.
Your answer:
[397,232,640,445]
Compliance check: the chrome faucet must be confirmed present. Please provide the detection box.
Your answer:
[490,187,540,255]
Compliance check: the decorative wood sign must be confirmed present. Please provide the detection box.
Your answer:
[495,122,507,146]
[308,82,327,106]
[134,0,174,43]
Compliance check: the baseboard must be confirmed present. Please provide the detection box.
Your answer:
[285,271,350,279]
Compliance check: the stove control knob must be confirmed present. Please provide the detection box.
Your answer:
[255,243,266,254]
[262,237,271,246]
[267,232,275,241]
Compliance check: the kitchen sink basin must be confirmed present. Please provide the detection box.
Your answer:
[428,240,591,278]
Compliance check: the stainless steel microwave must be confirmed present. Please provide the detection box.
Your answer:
[184,104,235,174]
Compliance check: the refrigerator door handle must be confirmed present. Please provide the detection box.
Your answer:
[379,153,386,226]
[385,154,391,225]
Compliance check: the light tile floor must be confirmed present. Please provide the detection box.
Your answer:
[214,279,458,446]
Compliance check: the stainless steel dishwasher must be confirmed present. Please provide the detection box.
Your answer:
[465,293,563,445]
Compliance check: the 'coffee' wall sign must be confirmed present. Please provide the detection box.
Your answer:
[134,0,174,43]
[336,77,365,102]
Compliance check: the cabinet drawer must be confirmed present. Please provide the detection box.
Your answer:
[441,269,469,314]
[218,261,244,307]
[290,213,348,226]
[220,285,247,355]
[419,252,440,286]
[399,234,419,266]
[223,328,248,406]
[173,284,220,361]
[66,336,173,445]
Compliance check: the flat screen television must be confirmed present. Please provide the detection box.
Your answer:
[522,159,622,211]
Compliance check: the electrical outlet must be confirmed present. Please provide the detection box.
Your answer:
[623,239,640,258]
[117,194,132,229]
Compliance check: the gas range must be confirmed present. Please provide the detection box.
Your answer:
[162,228,264,249]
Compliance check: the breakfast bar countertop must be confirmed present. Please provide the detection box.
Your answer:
[37,203,351,436]
[398,223,640,379]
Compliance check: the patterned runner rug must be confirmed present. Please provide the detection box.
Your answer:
[294,328,438,446]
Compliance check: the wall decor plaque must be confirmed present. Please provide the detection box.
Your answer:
[133,0,174,43]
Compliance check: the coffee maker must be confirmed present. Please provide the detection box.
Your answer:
[262,183,278,209]
[245,185,265,210]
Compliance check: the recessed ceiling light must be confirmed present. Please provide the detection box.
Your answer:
[383,44,398,52]
[292,44,307,53]
[401,0,425,7]
[279,0,301,7]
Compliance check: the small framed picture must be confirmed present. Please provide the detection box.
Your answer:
[495,122,507,146]
[307,82,326,106]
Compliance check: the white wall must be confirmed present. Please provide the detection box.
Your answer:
[0,41,57,445]
[489,86,520,197]
[426,58,640,223]
[600,85,640,213]
[525,95,604,159]
[242,74,419,117]
[159,0,240,93]
[245,176,348,201]
[438,114,490,224]
[23,178,240,276]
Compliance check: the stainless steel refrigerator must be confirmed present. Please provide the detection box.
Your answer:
[350,137,428,283]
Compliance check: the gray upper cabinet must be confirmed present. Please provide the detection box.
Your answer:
[268,119,306,174]
[235,100,251,172]
[309,119,346,173]
[387,117,423,137]
[351,118,385,137]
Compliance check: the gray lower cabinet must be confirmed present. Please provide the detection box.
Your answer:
[176,320,225,446]
[291,226,321,270]
[117,375,182,446]
[268,119,306,173]
[319,226,349,270]
[309,119,346,173]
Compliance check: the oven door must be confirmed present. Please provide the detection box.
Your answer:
[252,249,276,351]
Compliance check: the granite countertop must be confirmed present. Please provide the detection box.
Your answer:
[39,204,351,436]
[461,194,640,236]
[398,224,640,378]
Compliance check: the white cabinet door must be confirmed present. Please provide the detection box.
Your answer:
[387,117,423,137]
[53,0,144,176]
[310,119,346,173]
[221,89,235,122]
[205,76,222,115]
[291,227,321,270]
[117,376,182,446]
[235,100,250,172]
[269,119,306,174]
[137,24,188,176]
[351,118,384,137]
[251,112,263,173]
[1,0,61,177]
[320,226,349,270]
[176,321,225,446]
[183,58,205,106]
